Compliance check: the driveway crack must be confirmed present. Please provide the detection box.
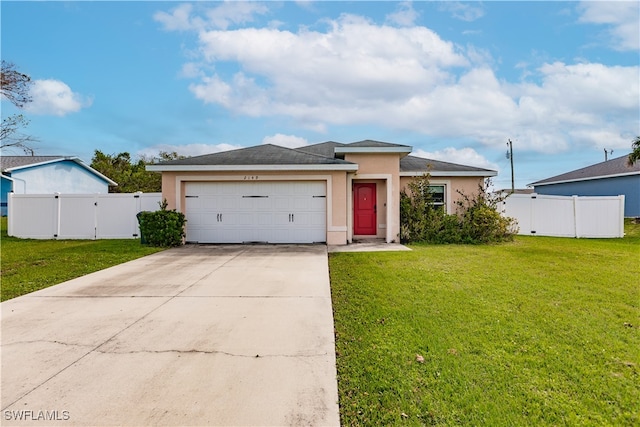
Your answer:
[1,339,94,349]
[93,348,330,358]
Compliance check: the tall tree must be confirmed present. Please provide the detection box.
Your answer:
[91,150,185,193]
[0,61,36,154]
[628,136,640,166]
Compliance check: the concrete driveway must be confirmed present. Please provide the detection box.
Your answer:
[1,245,339,426]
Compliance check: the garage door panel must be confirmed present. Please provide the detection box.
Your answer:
[185,181,326,244]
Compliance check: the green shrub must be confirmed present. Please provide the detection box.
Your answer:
[137,200,186,247]
[400,174,517,244]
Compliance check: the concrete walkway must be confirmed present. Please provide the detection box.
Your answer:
[1,245,339,426]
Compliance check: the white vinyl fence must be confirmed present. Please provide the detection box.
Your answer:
[501,193,625,238]
[8,193,162,239]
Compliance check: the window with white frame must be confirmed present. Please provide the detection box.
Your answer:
[428,185,445,210]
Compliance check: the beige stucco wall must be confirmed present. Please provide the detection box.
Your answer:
[400,175,486,214]
[157,158,488,245]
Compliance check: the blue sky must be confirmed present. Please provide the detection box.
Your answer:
[2,1,638,189]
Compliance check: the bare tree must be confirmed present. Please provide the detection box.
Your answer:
[1,115,36,155]
[1,60,37,154]
[1,61,32,107]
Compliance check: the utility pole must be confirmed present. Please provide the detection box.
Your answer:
[604,148,613,161]
[506,139,514,193]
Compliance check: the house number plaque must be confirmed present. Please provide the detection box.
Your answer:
[244,175,259,180]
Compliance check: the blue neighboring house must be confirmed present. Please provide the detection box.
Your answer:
[530,154,640,217]
[1,156,117,216]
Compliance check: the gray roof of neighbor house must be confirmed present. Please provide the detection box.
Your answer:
[147,144,358,171]
[1,156,72,171]
[530,154,640,186]
[1,155,118,185]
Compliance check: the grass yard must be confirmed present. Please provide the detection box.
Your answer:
[330,220,639,426]
[0,217,165,301]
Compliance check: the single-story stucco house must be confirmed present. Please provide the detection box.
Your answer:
[530,154,640,217]
[0,156,117,216]
[147,140,496,245]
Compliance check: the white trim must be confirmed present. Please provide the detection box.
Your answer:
[335,147,412,154]
[428,179,452,214]
[401,171,497,177]
[6,157,118,186]
[531,171,640,187]
[5,157,72,171]
[348,173,394,243]
[148,164,358,172]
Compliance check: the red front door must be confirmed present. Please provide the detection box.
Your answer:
[353,183,377,235]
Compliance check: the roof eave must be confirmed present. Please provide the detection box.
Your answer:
[146,164,359,172]
[400,171,497,177]
[335,147,413,154]
[6,157,118,186]
[530,170,640,187]
[5,157,69,172]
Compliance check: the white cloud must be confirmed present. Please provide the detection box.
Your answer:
[154,2,269,32]
[578,1,640,51]
[262,134,309,148]
[439,2,485,22]
[567,129,632,151]
[205,1,269,30]
[192,14,467,116]
[413,147,499,171]
[386,2,419,27]
[137,143,242,159]
[25,79,91,116]
[159,6,639,155]
[153,4,200,32]
[180,62,205,79]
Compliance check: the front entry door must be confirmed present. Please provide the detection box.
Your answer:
[353,183,377,235]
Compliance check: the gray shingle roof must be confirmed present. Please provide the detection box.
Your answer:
[150,140,495,176]
[400,155,496,174]
[155,144,355,166]
[530,154,640,186]
[1,156,70,172]
[1,155,118,185]
[296,141,346,158]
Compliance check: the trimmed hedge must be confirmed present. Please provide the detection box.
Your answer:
[137,200,186,247]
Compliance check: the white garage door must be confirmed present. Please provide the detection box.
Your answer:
[185,181,326,244]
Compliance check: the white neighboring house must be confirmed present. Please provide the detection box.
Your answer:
[1,156,117,215]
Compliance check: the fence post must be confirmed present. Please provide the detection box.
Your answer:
[573,195,580,238]
[619,195,626,238]
[530,193,536,235]
[93,194,99,240]
[55,192,61,239]
[8,193,14,236]
[134,192,142,238]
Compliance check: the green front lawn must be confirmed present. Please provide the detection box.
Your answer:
[2,214,638,424]
[330,220,640,426]
[0,217,165,301]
